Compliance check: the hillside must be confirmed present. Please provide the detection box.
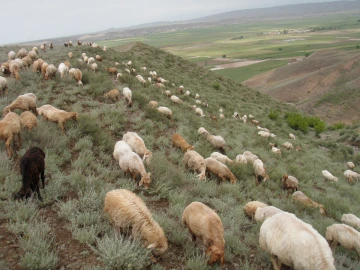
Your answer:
[0,42,360,270]
[244,49,360,124]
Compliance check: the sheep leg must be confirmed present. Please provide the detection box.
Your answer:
[58,122,65,134]
[35,183,43,201]
[16,133,22,150]
[5,137,13,158]
[41,170,45,189]
[270,255,282,270]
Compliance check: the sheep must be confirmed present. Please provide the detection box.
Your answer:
[68,41,73,47]
[32,47,38,53]
[153,83,165,88]
[33,58,44,73]
[289,133,296,140]
[104,189,167,255]
[190,105,197,110]
[257,126,270,132]
[131,68,137,75]
[37,104,78,134]
[343,169,360,183]
[44,64,57,79]
[17,48,27,58]
[89,62,98,72]
[170,95,183,105]
[58,63,69,78]
[126,60,132,66]
[41,62,49,77]
[183,150,206,180]
[95,55,102,61]
[115,73,122,81]
[259,212,336,270]
[104,89,120,102]
[21,56,33,69]
[148,101,158,108]
[184,90,190,96]
[341,213,360,230]
[136,75,147,86]
[172,134,194,152]
[281,175,299,192]
[219,108,223,113]
[198,128,226,153]
[20,111,37,131]
[106,67,118,74]
[177,85,184,94]
[0,112,21,158]
[14,58,24,70]
[69,68,83,86]
[243,151,259,164]
[251,119,260,125]
[103,46,107,51]
[271,146,281,156]
[292,191,325,214]
[253,159,269,184]
[295,146,302,152]
[209,114,217,121]
[3,93,37,116]
[113,140,133,161]
[243,201,268,218]
[195,93,200,99]
[163,90,171,97]
[219,114,225,119]
[182,202,225,266]
[122,87,133,107]
[141,66,146,71]
[205,157,237,184]
[40,44,46,51]
[119,152,152,189]
[91,43,98,48]
[63,60,70,69]
[49,43,53,49]
[87,57,95,65]
[258,131,271,138]
[122,132,152,164]
[83,56,89,63]
[1,62,10,76]
[347,162,355,169]
[77,40,82,46]
[235,154,247,164]
[64,42,69,47]
[9,60,21,80]
[0,76,8,96]
[322,170,338,182]
[195,100,202,105]
[157,106,172,119]
[325,224,360,256]
[68,52,73,59]
[248,114,255,119]
[27,50,37,61]
[241,114,248,123]
[210,152,233,164]
[13,147,45,201]
[124,68,131,74]
[195,108,206,118]
[283,142,294,150]
[255,206,284,222]
[147,77,152,83]
[8,51,16,61]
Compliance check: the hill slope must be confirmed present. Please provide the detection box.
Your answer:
[0,42,359,269]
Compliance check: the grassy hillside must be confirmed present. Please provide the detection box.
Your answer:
[0,42,359,270]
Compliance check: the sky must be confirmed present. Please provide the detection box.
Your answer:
[0,0,340,45]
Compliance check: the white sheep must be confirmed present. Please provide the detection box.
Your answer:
[258,131,271,138]
[147,77,152,83]
[195,100,202,105]
[89,62,98,72]
[341,214,360,230]
[195,108,205,117]
[195,93,200,99]
[198,128,225,152]
[325,224,360,256]
[122,87,133,107]
[271,146,281,155]
[219,108,223,113]
[289,133,296,140]
[87,57,95,65]
[170,95,183,105]
[0,76,8,96]
[136,75,146,86]
[163,90,171,97]
[124,68,131,74]
[58,63,69,78]
[8,51,16,61]
[259,212,336,270]
[281,175,299,192]
[255,206,283,222]
[157,106,172,119]
[141,66,146,71]
[343,170,360,183]
[240,115,247,123]
[347,162,355,169]
[32,47,38,53]
[104,189,168,255]
[253,159,269,184]
[219,114,225,119]
[113,140,133,161]
[205,157,237,184]
[184,90,190,96]
[322,170,338,182]
[182,150,206,180]
[235,154,247,164]
[257,126,270,132]
[243,201,268,218]
[283,142,294,150]
[243,151,259,164]
[210,152,233,164]
[148,101,158,108]
[122,132,152,164]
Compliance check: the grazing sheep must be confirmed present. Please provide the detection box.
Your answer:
[64,42,69,47]
[20,111,37,131]
[235,154,247,164]
[341,214,360,230]
[113,140,133,161]
[13,147,45,201]
[40,44,46,51]
[148,101,158,108]
[49,43,53,49]
[219,114,225,119]
[21,56,32,68]
[210,152,233,164]
[58,63,69,78]
[106,67,118,74]
[37,104,78,134]
[195,100,202,105]
[292,191,325,214]
[32,58,44,73]
[257,126,270,132]
[183,150,206,180]
[104,89,120,102]
[172,134,194,152]
[195,108,205,117]
[153,83,165,88]
[122,87,133,107]
[14,59,24,70]
[343,170,360,183]
[87,57,95,65]
[258,131,271,138]
[124,68,131,74]
[3,93,37,116]
[89,62,98,72]
[41,62,49,77]
[122,131,152,164]
[289,133,296,140]
[8,51,16,61]
[182,202,225,266]
[17,48,27,58]
[283,142,294,150]
[295,146,302,152]
[255,206,284,222]
[104,189,167,255]
[163,90,171,97]
[95,55,102,61]
[32,47,38,53]
[251,119,260,125]
[147,77,152,83]
[1,62,10,76]
[281,175,299,192]
[325,224,360,256]
[8,60,21,80]
[322,170,338,182]
[69,68,83,86]
[198,128,226,153]
[115,73,123,81]
[253,159,269,184]
[205,157,237,184]
[68,52,73,59]
[243,151,259,165]
[347,162,355,169]
[44,64,57,80]
[68,41,73,47]
[243,201,268,218]
[170,95,183,105]
[136,75,147,86]
[0,76,8,96]
[27,50,37,61]
[184,90,190,96]
[83,56,89,63]
[77,40,82,46]
[259,212,336,270]
[157,106,172,119]
[271,146,281,156]
[141,66,146,71]
[0,112,21,158]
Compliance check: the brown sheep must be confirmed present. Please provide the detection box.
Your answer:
[106,67,118,74]
[95,55,102,61]
[44,64,57,79]
[64,61,71,69]
[3,93,37,116]
[41,62,49,77]
[69,68,83,86]
[20,111,37,131]
[293,191,325,214]
[0,112,21,158]
[1,62,11,76]
[68,52,73,59]
[282,174,299,192]
[32,58,44,73]
[104,89,120,102]
[172,133,194,152]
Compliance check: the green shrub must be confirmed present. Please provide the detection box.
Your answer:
[285,112,308,133]
[268,109,279,120]
[329,122,346,130]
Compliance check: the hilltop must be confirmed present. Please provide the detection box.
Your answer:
[0,42,359,269]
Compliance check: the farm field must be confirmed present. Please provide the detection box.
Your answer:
[0,42,360,270]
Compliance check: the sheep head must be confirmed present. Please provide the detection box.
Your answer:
[71,112,79,121]
[3,107,10,116]
[147,236,168,255]
[206,246,224,266]
[143,151,152,165]
[197,172,206,181]
[139,173,151,190]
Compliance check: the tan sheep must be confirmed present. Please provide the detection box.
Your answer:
[281,174,299,192]
[17,48,27,58]
[183,150,206,180]
[22,56,33,68]
[32,58,44,73]
[68,52,73,59]
[235,154,247,164]
[283,142,294,150]
[0,76,8,97]
[122,131,152,164]
[69,68,83,86]
[243,151,259,164]
[243,201,268,219]
[172,133,194,152]
[325,224,360,256]
[104,89,120,102]
[95,55,102,61]
[254,206,284,222]
[210,152,233,164]
[343,170,360,183]
[157,106,172,119]
[148,101,158,108]
[0,112,21,158]
[347,162,355,169]
[44,64,57,79]
[41,62,49,77]
[9,60,21,80]
[253,159,269,184]
[106,67,118,74]
[104,189,168,255]
[153,83,165,88]
[3,93,37,116]
[20,111,37,131]
[205,157,237,184]
[292,191,325,214]
[27,50,37,61]
[182,202,225,266]
[341,213,360,230]
[37,104,78,134]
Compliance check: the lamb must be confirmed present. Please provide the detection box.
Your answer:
[20,111,37,131]
[289,133,296,140]
[104,189,167,255]
[235,154,247,164]
[243,201,268,218]
[205,157,237,184]
[41,62,49,77]
[172,134,194,152]
[122,87,133,107]
[258,131,271,138]
[184,90,190,96]
[69,68,83,85]
[347,162,355,169]
[104,89,120,102]
[0,112,22,158]
[112,140,133,161]
[13,147,45,201]
[0,76,8,96]
[195,108,205,117]
[170,95,183,105]
[58,63,69,78]
[259,212,336,270]
[89,62,98,72]
[322,170,338,182]
[325,224,360,256]
[106,67,118,74]
[255,206,284,222]
[124,68,131,74]
[153,83,165,88]
[210,152,233,164]
[44,64,57,80]
[157,106,172,119]
[183,150,206,180]
[40,44,46,51]
[281,175,299,192]
[341,213,360,230]
[33,58,44,73]
[343,169,360,183]
[243,151,259,165]
[8,51,16,61]
[251,120,260,125]
[122,131,152,164]
[148,101,158,108]
[182,202,225,266]
[292,191,325,214]
[17,48,27,58]
[37,104,78,134]
[3,93,37,116]
[118,152,152,189]
[95,55,102,61]
[141,66,146,71]
[283,142,294,150]
[253,159,269,184]
[68,52,73,59]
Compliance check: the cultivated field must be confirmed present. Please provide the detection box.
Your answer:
[0,42,360,270]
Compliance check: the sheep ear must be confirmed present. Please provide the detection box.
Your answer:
[147,243,157,249]
[147,172,151,177]
[139,179,143,186]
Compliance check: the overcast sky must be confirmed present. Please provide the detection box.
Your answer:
[1,0,339,45]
